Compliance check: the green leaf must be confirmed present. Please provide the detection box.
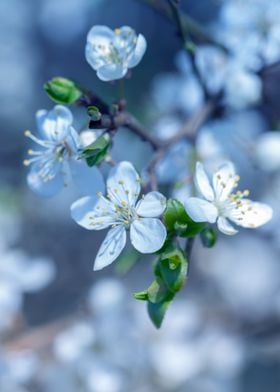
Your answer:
[87,106,102,121]
[159,249,188,293]
[80,135,110,167]
[147,294,174,329]
[163,198,206,237]
[200,227,217,248]
[44,77,82,104]
[134,243,189,328]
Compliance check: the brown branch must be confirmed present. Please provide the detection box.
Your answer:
[89,111,162,150]
[162,99,216,146]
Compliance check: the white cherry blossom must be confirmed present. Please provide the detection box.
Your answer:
[185,162,273,235]
[24,105,104,197]
[71,161,167,270]
[85,25,147,81]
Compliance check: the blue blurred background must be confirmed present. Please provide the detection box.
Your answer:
[1,0,280,391]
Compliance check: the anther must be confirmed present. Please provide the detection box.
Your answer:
[24,130,31,137]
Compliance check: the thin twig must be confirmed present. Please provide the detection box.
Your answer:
[139,0,228,53]
[167,0,209,98]
[185,236,195,274]
[162,99,216,146]
[89,111,162,150]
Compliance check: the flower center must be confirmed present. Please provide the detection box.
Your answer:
[215,189,251,217]
[23,130,73,183]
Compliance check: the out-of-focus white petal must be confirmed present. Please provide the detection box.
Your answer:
[86,25,115,47]
[229,201,273,229]
[27,163,64,197]
[136,191,166,217]
[97,64,127,81]
[130,218,166,253]
[94,226,127,270]
[71,196,116,230]
[224,67,262,109]
[36,105,73,141]
[255,132,280,171]
[185,197,218,223]
[85,26,114,70]
[212,161,236,201]
[107,161,141,206]
[217,216,238,235]
[70,159,105,196]
[127,34,147,68]
[195,162,214,201]
[20,258,56,292]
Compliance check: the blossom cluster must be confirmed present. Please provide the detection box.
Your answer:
[23,15,275,328]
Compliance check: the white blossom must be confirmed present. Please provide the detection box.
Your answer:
[185,161,272,235]
[24,105,104,197]
[85,25,147,81]
[71,161,167,270]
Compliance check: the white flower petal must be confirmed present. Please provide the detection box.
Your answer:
[130,218,167,253]
[136,191,166,217]
[97,64,127,81]
[71,196,116,230]
[185,197,218,223]
[127,34,147,68]
[94,226,127,271]
[70,159,105,196]
[212,161,236,201]
[86,25,115,47]
[27,162,64,197]
[85,26,115,70]
[228,201,273,229]
[107,161,141,207]
[36,105,73,141]
[66,127,80,152]
[217,216,238,235]
[195,162,214,201]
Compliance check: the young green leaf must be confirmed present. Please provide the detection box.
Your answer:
[147,294,174,329]
[87,106,102,121]
[44,77,82,104]
[147,278,170,304]
[80,135,110,167]
[134,290,149,301]
[159,255,188,293]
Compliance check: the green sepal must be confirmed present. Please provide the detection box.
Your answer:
[163,198,188,231]
[163,198,206,237]
[200,227,217,248]
[80,135,110,167]
[44,77,82,104]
